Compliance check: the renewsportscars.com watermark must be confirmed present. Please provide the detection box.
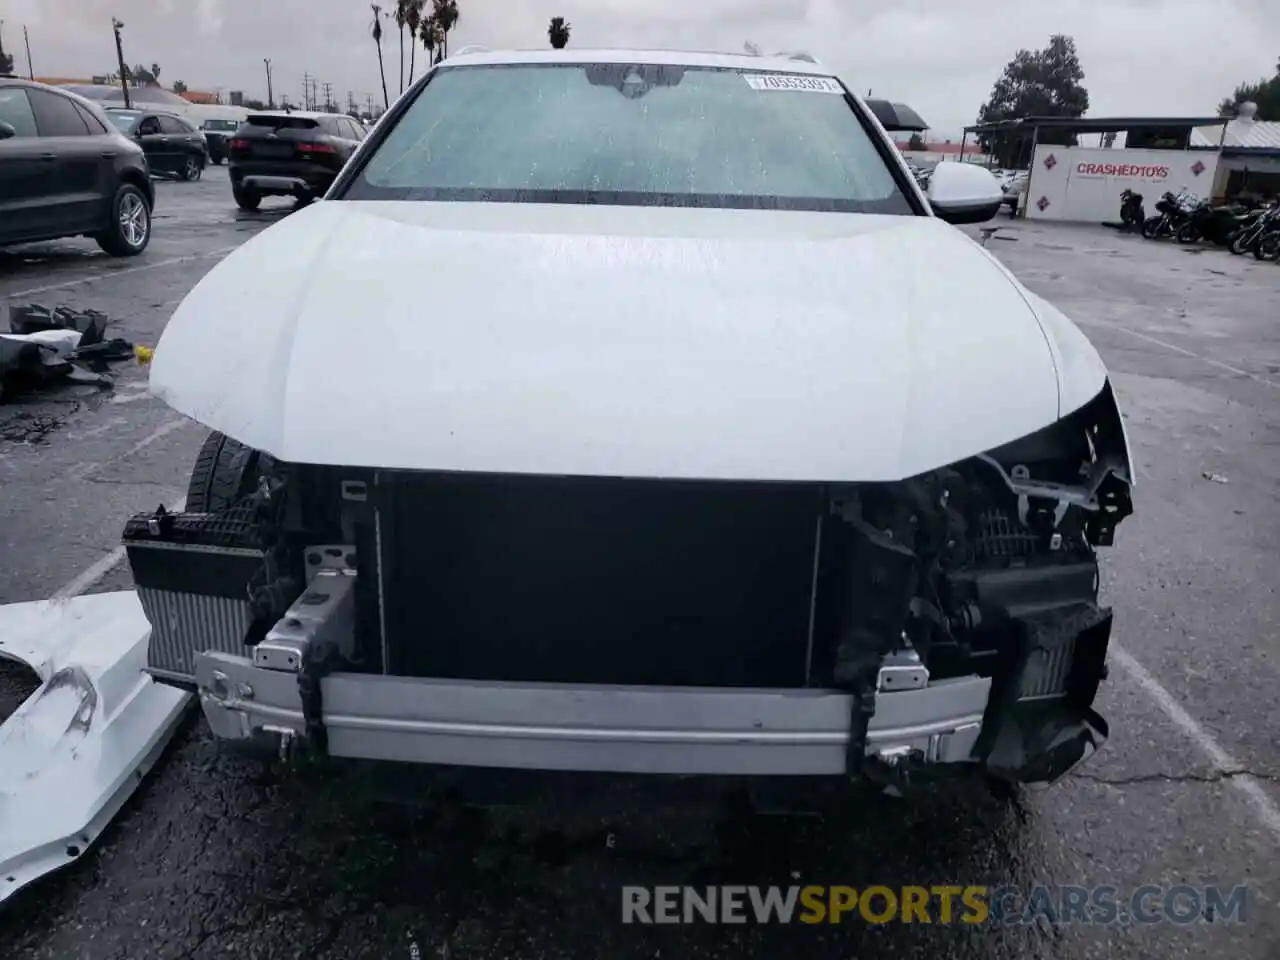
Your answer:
[621,885,1249,927]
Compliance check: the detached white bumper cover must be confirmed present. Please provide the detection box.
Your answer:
[0,592,190,905]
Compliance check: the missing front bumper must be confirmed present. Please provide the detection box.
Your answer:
[195,651,995,777]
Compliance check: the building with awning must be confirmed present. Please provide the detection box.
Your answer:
[1190,102,1280,200]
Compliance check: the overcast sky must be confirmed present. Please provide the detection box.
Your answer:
[3,0,1276,133]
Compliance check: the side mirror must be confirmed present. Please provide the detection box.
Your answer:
[926,161,1004,225]
[0,120,16,140]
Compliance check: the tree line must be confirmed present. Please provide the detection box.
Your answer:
[975,37,1277,168]
[369,5,572,108]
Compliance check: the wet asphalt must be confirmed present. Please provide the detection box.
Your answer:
[0,171,1277,959]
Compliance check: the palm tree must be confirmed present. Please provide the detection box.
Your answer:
[371,4,390,109]
[430,0,459,63]
[548,17,570,49]
[420,16,442,68]
[393,0,408,94]
[405,0,426,85]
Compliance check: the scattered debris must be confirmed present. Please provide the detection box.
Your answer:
[1202,471,1229,484]
[0,304,142,403]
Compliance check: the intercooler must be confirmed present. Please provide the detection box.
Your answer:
[373,473,826,687]
[123,507,270,682]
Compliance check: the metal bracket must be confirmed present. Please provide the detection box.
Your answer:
[876,641,929,692]
[254,561,356,673]
[303,544,356,585]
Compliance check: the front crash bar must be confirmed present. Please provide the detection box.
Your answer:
[0,592,191,906]
[196,651,992,776]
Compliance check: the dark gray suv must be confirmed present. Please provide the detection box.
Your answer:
[0,78,155,256]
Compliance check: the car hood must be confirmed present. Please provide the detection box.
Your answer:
[150,201,1105,482]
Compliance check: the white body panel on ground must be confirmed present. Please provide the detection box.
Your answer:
[0,592,191,906]
[150,200,1107,481]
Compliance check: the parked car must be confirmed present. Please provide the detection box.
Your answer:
[104,107,208,181]
[199,118,240,164]
[226,110,367,210]
[1002,171,1029,213]
[136,49,1133,795]
[0,77,155,256]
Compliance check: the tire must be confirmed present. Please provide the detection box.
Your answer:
[1140,216,1163,240]
[94,182,151,257]
[186,431,271,513]
[1230,231,1253,255]
[1255,233,1280,262]
[179,155,203,182]
[1175,223,1200,244]
[233,185,261,212]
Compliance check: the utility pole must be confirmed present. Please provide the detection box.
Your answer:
[23,26,33,80]
[321,81,333,112]
[263,57,274,109]
[302,71,311,109]
[112,18,131,108]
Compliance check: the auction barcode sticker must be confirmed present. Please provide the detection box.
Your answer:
[743,74,844,94]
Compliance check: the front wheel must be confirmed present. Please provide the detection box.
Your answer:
[187,431,272,512]
[233,185,261,212]
[1140,216,1163,240]
[1175,223,1201,244]
[1230,231,1254,255]
[94,182,151,257]
[179,155,203,181]
[1254,233,1280,262]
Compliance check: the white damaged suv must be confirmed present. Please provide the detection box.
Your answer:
[131,49,1134,790]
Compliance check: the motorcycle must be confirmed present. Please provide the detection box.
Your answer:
[1141,189,1198,240]
[1175,201,1256,246]
[1119,189,1145,230]
[1229,205,1280,255]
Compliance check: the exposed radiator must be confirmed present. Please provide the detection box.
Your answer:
[1018,633,1077,700]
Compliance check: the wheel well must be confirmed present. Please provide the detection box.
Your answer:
[118,169,153,208]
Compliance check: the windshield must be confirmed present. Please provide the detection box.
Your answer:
[202,119,240,132]
[106,111,141,133]
[342,63,913,214]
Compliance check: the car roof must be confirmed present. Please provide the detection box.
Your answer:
[104,105,184,115]
[0,76,117,124]
[246,110,359,121]
[439,48,833,75]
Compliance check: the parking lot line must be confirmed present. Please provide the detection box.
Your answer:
[64,416,194,482]
[52,496,186,601]
[1110,644,1280,841]
[6,245,241,299]
[1105,326,1279,389]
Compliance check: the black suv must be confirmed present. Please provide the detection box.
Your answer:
[104,107,208,181]
[227,111,366,210]
[0,78,155,256]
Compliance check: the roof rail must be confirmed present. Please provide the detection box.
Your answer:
[741,43,818,63]
[452,45,490,57]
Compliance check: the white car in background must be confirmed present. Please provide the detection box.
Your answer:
[3,53,1134,880]
[1003,171,1030,213]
